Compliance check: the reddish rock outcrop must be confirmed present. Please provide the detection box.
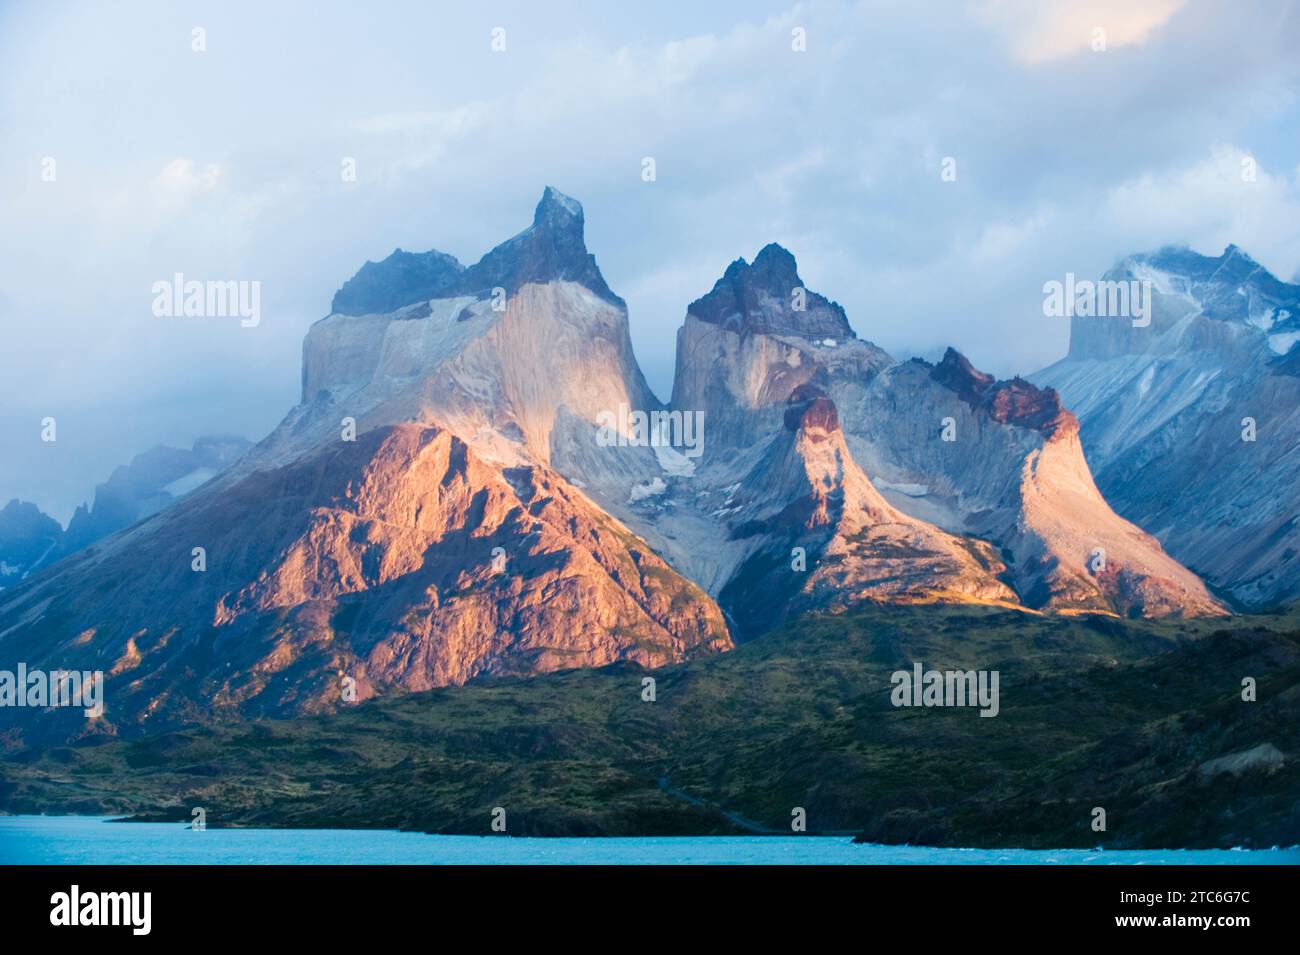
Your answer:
[0,423,730,744]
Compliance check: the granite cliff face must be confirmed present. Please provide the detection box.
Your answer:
[1034,245,1300,609]
[834,351,1222,617]
[670,246,892,450]
[241,187,658,479]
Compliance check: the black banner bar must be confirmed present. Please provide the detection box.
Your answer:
[0,863,1287,941]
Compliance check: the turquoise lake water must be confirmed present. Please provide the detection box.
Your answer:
[2,816,1297,864]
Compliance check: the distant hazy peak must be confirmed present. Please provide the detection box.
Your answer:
[0,498,61,537]
[1125,243,1263,281]
[0,499,63,589]
[1056,242,1300,367]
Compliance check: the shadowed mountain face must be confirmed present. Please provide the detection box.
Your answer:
[1035,245,1300,609]
[0,189,1233,748]
[450,186,623,306]
[0,501,61,589]
[330,249,464,317]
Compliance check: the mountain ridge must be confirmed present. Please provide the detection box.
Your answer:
[0,434,251,591]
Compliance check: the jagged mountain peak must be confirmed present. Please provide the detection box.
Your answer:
[1132,242,1261,278]
[928,347,995,403]
[534,185,584,230]
[1054,242,1300,365]
[276,185,657,477]
[982,378,1076,435]
[749,242,801,283]
[1121,243,1299,323]
[687,244,853,340]
[331,247,465,317]
[0,498,58,523]
[456,186,621,306]
[927,347,1074,436]
[328,187,619,321]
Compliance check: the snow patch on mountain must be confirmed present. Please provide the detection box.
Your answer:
[1268,331,1300,355]
[162,467,218,498]
[875,479,930,497]
[629,477,668,502]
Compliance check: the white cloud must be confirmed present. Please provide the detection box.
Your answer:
[352,106,482,137]
[1102,145,1300,276]
[979,0,1189,64]
[156,158,223,193]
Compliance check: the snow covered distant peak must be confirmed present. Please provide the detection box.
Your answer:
[1119,244,1300,331]
[1036,242,1300,610]
[1060,244,1300,363]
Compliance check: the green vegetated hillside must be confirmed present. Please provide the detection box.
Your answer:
[2,605,1297,848]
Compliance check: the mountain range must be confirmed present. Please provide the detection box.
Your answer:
[5,186,1292,748]
[0,435,250,590]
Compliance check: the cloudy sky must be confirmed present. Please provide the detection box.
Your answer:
[2,0,1299,520]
